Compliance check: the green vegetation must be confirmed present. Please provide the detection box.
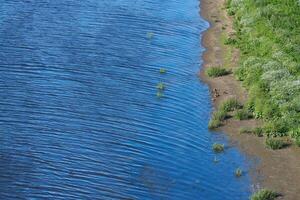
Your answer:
[265,138,285,150]
[209,98,241,129]
[156,83,166,90]
[234,109,252,120]
[295,137,300,147]
[206,67,231,77]
[250,189,278,200]
[220,98,241,112]
[147,32,154,39]
[159,68,166,74]
[156,92,163,98]
[235,168,243,177]
[212,143,225,153]
[225,0,300,140]
[239,127,264,137]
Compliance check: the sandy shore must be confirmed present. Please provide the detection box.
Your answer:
[199,0,300,199]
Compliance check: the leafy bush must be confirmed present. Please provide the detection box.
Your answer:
[250,189,278,200]
[206,67,231,77]
[265,138,285,150]
[212,143,224,153]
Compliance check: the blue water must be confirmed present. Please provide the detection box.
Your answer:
[0,0,252,199]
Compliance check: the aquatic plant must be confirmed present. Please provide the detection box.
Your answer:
[156,92,163,98]
[206,67,231,77]
[156,83,166,90]
[235,168,243,177]
[159,68,167,74]
[265,138,285,150]
[147,32,154,39]
[250,189,279,200]
[212,143,224,153]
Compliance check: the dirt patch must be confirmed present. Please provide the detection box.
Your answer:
[199,0,300,199]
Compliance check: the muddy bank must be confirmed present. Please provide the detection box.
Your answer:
[199,0,300,199]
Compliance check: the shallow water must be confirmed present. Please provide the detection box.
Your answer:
[0,0,252,199]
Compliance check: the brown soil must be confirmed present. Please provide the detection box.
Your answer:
[199,0,300,199]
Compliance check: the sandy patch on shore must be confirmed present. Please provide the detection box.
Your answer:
[199,0,300,199]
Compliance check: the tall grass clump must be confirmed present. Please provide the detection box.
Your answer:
[265,138,285,150]
[225,0,300,140]
[234,109,252,120]
[250,189,279,200]
[206,67,231,77]
[220,98,241,112]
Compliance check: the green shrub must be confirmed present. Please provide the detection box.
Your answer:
[212,143,225,153]
[224,37,237,45]
[265,138,285,150]
[250,189,278,200]
[206,67,231,77]
[220,98,241,112]
[234,109,252,120]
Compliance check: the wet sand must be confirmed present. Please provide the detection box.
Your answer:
[199,0,300,199]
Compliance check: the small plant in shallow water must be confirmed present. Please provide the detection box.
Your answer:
[206,67,231,77]
[208,118,222,129]
[156,83,165,90]
[156,92,163,98]
[159,68,166,74]
[265,138,285,150]
[250,189,279,200]
[235,168,243,177]
[212,143,224,153]
[147,32,154,39]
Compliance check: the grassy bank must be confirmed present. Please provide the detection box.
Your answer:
[225,0,300,142]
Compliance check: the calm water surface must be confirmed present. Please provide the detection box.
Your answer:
[0,0,252,199]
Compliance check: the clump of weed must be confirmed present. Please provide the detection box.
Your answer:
[250,189,279,200]
[212,143,225,153]
[208,118,222,129]
[156,83,165,90]
[253,127,263,137]
[295,137,300,147]
[224,37,237,45]
[220,98,241,112]
[234,109,252,120]
[239,127,253,134]
[235,168,243,177]
[156,92,163,98]
[206,67,231,77]
[265,138,285,150]
[159,68,166,74]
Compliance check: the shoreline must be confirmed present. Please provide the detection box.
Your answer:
[199,0,300,199]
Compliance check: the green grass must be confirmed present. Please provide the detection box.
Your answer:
[206,67,231,77]
[212,143,225,153]
[239,127,264,137]
[235,168,243,177]
[295,137,300,147]
[234,109,252,120]
[239,127,253,134]
[250,189,278,200]
[208,118,222,129]
[265,138,285,150]
[225,0,300,139]
[253,127,264,137]
[220,98,241,112]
